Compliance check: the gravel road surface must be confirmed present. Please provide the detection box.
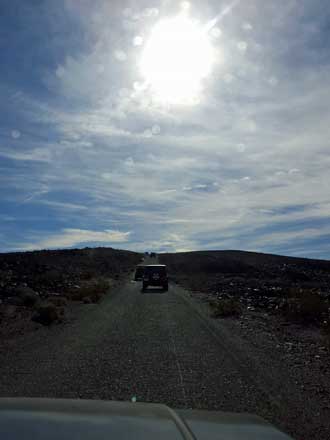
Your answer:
[0,264,325,440]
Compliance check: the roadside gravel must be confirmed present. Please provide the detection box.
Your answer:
[0,274,326,439]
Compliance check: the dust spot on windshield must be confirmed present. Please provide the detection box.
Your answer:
[11,130,21,139]
[237,41,248,52]
[114,50,127,61]
[133,35,143,46]
[237,143,246,152]
[242,22,253,31]
[268,76,279,86]
[151,124,161,135]
[210,27,222,38]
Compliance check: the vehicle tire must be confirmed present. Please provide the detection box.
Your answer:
[142,283,147,292]
[163,284,168,291]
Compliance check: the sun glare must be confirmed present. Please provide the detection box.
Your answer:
[139,12,215,105]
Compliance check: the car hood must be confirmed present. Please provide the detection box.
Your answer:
[0,398,293,440]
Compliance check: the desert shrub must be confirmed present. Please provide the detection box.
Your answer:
[70,278,110,303]
[321,321,330,350]
[34,269,64,286]
[2,305,19,319]
[81,270,97,280]
[210,298,242,318]
[284,290,328,324]
[15,286,39,306]
[46,296,68,307]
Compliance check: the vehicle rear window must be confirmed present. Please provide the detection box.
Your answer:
[145,266,166,275]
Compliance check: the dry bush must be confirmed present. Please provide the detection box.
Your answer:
[321,321,330,350]
[15,286,39,306]
[32,302,59,325]
[46,296,68,307]
[210,298,242,318]
[69,278,110,303]
[283,289,328,324]
[80,270,97,280]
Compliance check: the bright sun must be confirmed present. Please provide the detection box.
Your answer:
[140,12,215,105]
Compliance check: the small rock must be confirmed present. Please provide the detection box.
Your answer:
[47,296,68,307]
[31,302,58,326]
[2,305,18,318]
[6,296,25,306]
[285,342,294,351]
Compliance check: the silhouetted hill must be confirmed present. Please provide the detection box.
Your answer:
[0,247,141,297]
[160,249,330,294]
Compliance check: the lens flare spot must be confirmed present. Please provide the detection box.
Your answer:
[181,1,191,10]
[237,41,247,51]
[133,35,143,46]
[268,76,279,86]
[210,27,222,38]
[114,50,127,61]
[151,124,161,135]
[11,130,21,139]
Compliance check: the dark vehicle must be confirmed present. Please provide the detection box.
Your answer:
[0,398,293,440]
[134,265,145,281]
[150,252,156,258]
[143,264,168,291]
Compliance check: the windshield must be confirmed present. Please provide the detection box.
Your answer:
[145,266,166,275]
[0,2,329,440]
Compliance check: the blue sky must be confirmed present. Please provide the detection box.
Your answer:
[1,0,330,258]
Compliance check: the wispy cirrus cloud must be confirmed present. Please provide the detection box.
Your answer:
[0,0,330,257]
[0,147,52,162]
[21,228,131,251]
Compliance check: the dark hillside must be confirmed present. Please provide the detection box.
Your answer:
[160,250,330,321]
[0,247,141,307]
[160,250,330,292]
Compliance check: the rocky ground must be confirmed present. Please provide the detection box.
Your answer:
[0,247,141,334]
[160,250,330,324]
[0,271,325,440]
[160,250,330,438]
[0,249,330,439]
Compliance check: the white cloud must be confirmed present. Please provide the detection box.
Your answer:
[3,0,330,257]
[237,41,248,51]
[11,130,21,139]
[36,201,88,211]
[23,228,131,250]
[0,148,52,162]
[114,50,127,61]
[252,225,330,250]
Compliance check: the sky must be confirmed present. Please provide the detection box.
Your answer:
[1,0,330,258]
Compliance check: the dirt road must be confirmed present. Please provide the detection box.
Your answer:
[0,265,327,440]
